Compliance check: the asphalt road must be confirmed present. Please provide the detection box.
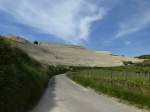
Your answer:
[30,74,147,112]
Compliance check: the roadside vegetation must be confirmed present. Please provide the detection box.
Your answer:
[67,57,150,109]
[0,37,68,112]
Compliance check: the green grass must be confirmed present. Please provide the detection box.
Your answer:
[67,60,150,109]
[0,37,68,112]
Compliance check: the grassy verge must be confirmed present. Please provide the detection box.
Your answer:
[67,61,150,109]
[0,37,67,112]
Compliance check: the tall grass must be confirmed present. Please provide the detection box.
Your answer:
[67,63,150,109]
[0,37,67,112]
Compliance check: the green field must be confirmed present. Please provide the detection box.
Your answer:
[0,37,68,112]
[67,59,150,109]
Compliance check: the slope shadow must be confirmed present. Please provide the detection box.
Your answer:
[29,77,57,112]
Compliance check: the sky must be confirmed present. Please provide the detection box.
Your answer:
[0,0,150,56]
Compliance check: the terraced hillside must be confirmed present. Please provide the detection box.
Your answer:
[4,35,143,67]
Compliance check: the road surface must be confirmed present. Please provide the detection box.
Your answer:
[30,74,147,112]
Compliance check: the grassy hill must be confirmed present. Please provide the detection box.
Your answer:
[0,37,67,112]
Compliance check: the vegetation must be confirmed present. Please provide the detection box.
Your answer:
[137,55,150,66]
[33,40,38,45]
[138,55,150,59]
[0,37,67,112]
[67,58,150,109]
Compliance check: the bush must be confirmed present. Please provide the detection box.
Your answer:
[123,61,133,66]
[33,40,38,45]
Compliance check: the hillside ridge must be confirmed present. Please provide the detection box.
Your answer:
[3,35,144,67]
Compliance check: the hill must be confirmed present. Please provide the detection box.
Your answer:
[138,55,150,59]
[3,35,30,44]
[137,55,150,66]
[4,35,143,67]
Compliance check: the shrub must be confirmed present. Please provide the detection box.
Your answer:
[33,40,38,45]
[123,61,133,66]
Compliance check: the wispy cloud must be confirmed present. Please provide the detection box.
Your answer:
[115,2,150,38]
[124,41,131,46]
[0,0,109,43]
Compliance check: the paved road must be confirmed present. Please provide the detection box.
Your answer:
[30,74,147,112]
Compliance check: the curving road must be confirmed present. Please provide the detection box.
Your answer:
[30,74,147,112]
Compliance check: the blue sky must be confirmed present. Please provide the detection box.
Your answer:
[0,0,150,56]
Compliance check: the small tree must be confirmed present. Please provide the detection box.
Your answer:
[123,61,133,66]
[34,40,38,45]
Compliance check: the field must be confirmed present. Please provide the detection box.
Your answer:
[67,59,150,109]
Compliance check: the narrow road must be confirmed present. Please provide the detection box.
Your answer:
[30,74,147,112]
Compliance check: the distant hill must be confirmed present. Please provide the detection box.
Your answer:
[136,55,150,66]
[138,55,150,59]
[3,35,144,67]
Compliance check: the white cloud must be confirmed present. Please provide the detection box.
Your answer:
[115,6,150,38]
[124,41,131,46]
[0,0,108,43]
